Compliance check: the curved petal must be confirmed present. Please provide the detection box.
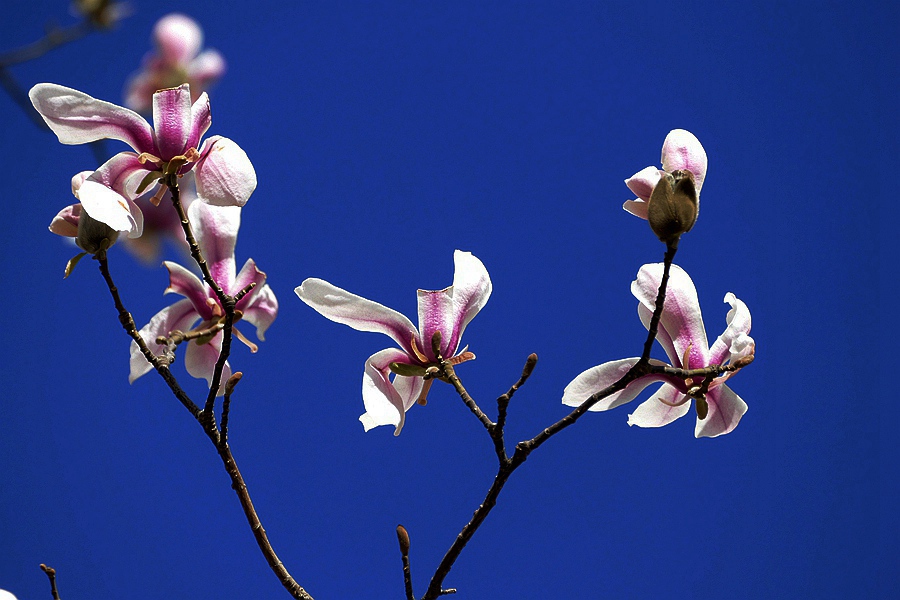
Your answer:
[295,278,418,354]
[129,299,198,383]
[49,203,81,237]
[393,371,426,413]
[233,258,267,307]
[360,348,413,435]
[194,136,257,206]
[708,292,753,366]
[153,13,203,64]
[661,129,707,195]
[240,283,278,341]
[417,250,491,359]
[189,201,239,291]
[29,84,155,153]
[562,357,671,411]
[626,383,691,428]
[695,384,747,438]
[152,84,192,161]
[78,153,149,233]
[625,166,662,202]
[164,261,214,319]
[188,50,226,83]
[185,328,232,394]
[186,92,211,151]
[623,199,649,219]
[632,263,709,368]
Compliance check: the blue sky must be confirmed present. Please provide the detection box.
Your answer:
[1,1,895,598]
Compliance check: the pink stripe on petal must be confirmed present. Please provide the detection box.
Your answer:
[29,84,155,153]
[186,92,211,150]
[694,384,747,438]
[152,84,193,160]
[240,283,278,341]
[129,299,198,383]
[709,292,753,366]
[189,201,239,291]
[164,261,213,319]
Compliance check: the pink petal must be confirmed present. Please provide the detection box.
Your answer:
[416,250,491,359]
[49,203,81,237]
[123,70,155,114]
[233,258,267,306]
[129,298,199,383]
[153,14,203,65]
[360,348,419,435]
[694,384,748,438]
[164,261,214,319]
[188,50,226,84]
[152,84,193,161]
[625,166,663,202]
[240,283,278,341]
[189,201,239,291]
[708,292,753,366]
[295,278,418,355]
[562,357,671,411]
[194,136,257,206]
[185,327,231,394]
[186,92,211,151]
[623,199,649,219]
[632,263,709,368]
[626,383,691,428]
[29,83,155,153]
[660,129,707,194]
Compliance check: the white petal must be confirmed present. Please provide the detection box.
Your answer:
[627,383,691,428]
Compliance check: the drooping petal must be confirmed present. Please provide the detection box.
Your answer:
[694,384,747,438]
[153,13,203,64]
[416,250,491,359]
[360,348,414,435]
[660,129,707,195]
[194,136,257,206]
[185,328,232,394]
[129,298,199,383]
[626,383,692,428]
[189,201,239,291]
[49,203,81,237]
[152,84,193,161]
[29,83,155,153]
[708,292,753,366]
[632,263,709,368]
[562,357,671,411]
[164,261,214,319]
[77,153,149,234]
[393,372,426,413]
[185,92,211,151]
[295,278,418,355]
[240,283,278,341]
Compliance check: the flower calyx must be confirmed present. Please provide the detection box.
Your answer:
[647,169,698,244]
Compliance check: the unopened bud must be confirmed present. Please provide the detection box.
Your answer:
[732,354,755,369]
[396,524,410,556]
[647,170,698,244]
[76,209,118,254]
[695,396,709,420]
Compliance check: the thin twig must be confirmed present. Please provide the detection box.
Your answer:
[96,252,201,417]
[39,564,61,600]
[422,244,682,599]
[0,20,95,67]
[490,353,538,463]
[397,525,414,600]
[219,372,242,447]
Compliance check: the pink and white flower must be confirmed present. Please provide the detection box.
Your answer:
[30,82,255,236]
[125,13,225,114]
[562,263,753,438]
[129,202,277,392]
[623,129,708,220]
[295,251,492,435]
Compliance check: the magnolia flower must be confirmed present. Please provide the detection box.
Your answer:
[623,129,708,222]
[0,590,19,600]
[125,14,225,115]
[562,263,754,438]
[129,201,277,392]
[30,82,255,236]
[295,250,492,435]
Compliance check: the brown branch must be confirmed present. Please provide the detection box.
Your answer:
[219,372,242,447]
[39,564,61,600]
[0,20,95,68]
[422,244,682,598]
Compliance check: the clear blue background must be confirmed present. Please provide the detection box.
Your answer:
[1,1,895,598]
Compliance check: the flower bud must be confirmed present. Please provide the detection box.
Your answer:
[76,208,119,254]
[647,169,698,244]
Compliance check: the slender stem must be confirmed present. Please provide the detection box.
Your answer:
[491,354,538,463]
[441,362,494,432]
[96,252,201,417]
[39,564,61,600]
[0,20,95,67]
[423,244,681,598]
